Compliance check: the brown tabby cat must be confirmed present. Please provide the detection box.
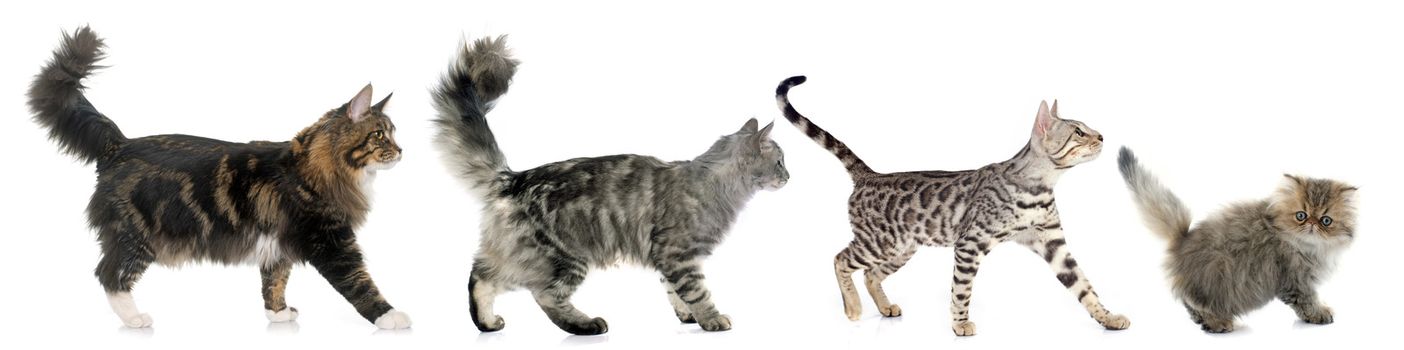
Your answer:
[27,27,410,329]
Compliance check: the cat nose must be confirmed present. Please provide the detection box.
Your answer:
[1097,134,1104,141]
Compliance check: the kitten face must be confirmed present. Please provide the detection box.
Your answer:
[1032,101,1104,168]
[1270,175,1357,245]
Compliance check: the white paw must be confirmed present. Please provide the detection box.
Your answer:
[374,309,412,329]
[122,313,153,328]
[952,320,977,336]
[1100,314,1130,330]
[266,307,299,323]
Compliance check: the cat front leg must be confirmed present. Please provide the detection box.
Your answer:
[1021,230,1130,330]
[659,277,697,323]
[658,259,730,331]
[1279,284,1333,324]
[302,226,409,329]
[948,236,990,336]
[261,260,298,322]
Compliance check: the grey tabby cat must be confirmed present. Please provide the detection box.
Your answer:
[1118,147,1357,333]
[776,76,1129,336]
[433,37,789,335]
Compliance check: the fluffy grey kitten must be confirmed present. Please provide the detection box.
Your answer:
[432,37,789,335]
[1118,147,1357,333]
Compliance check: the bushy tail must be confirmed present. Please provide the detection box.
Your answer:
[775,76,875,180]
[1117,147,1192,243]
[432,35,520,198]
[27,26,126,164]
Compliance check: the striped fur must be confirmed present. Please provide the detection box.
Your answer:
[434,38,789,335]
[777,76,1127,335]
[28,27,409,329]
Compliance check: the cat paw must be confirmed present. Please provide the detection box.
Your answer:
[1098,314,1130,330]
[698,314,732,332]
[843,305,862,321]
[951,320,977,336]
[374,309,412,330]
[121,313,154,328]
[675,311,697,324]
[1299,306,1334,325]
[265,307,299,323]
[561,317,609,335]
[1200,320,1235,333]
[475,315,506,332]
[880,304,903,317]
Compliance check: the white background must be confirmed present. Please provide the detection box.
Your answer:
[1,1,1399,349]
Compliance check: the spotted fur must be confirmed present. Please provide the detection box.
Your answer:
[434,37,789,335]
[777,76,1128,335]
[28,27,408,329]
[1119,147,1357,333]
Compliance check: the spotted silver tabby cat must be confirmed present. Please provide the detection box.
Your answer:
[775,76,1128,335]
[433,37,789,335]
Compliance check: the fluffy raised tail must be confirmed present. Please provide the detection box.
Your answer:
[775,76,874,179]
[432,35,520,198]
[27,26,127,164]
[1117,147,1192,243]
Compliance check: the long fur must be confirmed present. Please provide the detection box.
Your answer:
[1116,147,1192,243]
[432,36,519,198]
[435,38,789,335]
[29,27,409,329]
[775,76,874,179]
[27,26,127,164]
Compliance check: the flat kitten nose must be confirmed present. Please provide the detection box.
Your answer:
[1097,135,1104,141]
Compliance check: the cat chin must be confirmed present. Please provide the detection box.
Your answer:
[364,160,399,172]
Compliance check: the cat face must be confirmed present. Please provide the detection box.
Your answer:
[730,118,789,191]
[1032,100,1103,168]
[294,84,403,175]
[1271,175,1357,244]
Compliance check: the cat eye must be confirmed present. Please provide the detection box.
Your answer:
[1320,216,1333,227]
[1294,211,1307,222]
[369,130,385,140]
[1074,128,1086,137]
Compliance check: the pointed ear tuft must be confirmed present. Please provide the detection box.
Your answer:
[738,118,759,134]
[1033,100,1054,136]
[347,84,373,122]
[372,92,393,112]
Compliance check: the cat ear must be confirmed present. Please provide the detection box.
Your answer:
[346,84,374,122]
[1051,99,1060,117]
[738,118,759,134]
[1033,100,1055,136]
[751,121,776,147]
[371,92,393,112]
[1282,174,1308,189]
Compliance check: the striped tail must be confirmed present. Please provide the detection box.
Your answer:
[431,35,519,199]
[28,26,127,164]
[776,76,874,180]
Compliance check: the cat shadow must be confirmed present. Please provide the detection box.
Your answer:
[1292,320,1333,330]
[876,315,903,333]
[1205,324,1253,337]
[372,328,414,336]
[116,326,154,338]
[559,334,610,346]
[475,331,507,344]
[265,321,300,335]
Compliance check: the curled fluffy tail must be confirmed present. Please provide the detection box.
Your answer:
[1117,147,1191,243]
[432,35,520,197]
[28,26,126,164]
[776,76,874,180]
